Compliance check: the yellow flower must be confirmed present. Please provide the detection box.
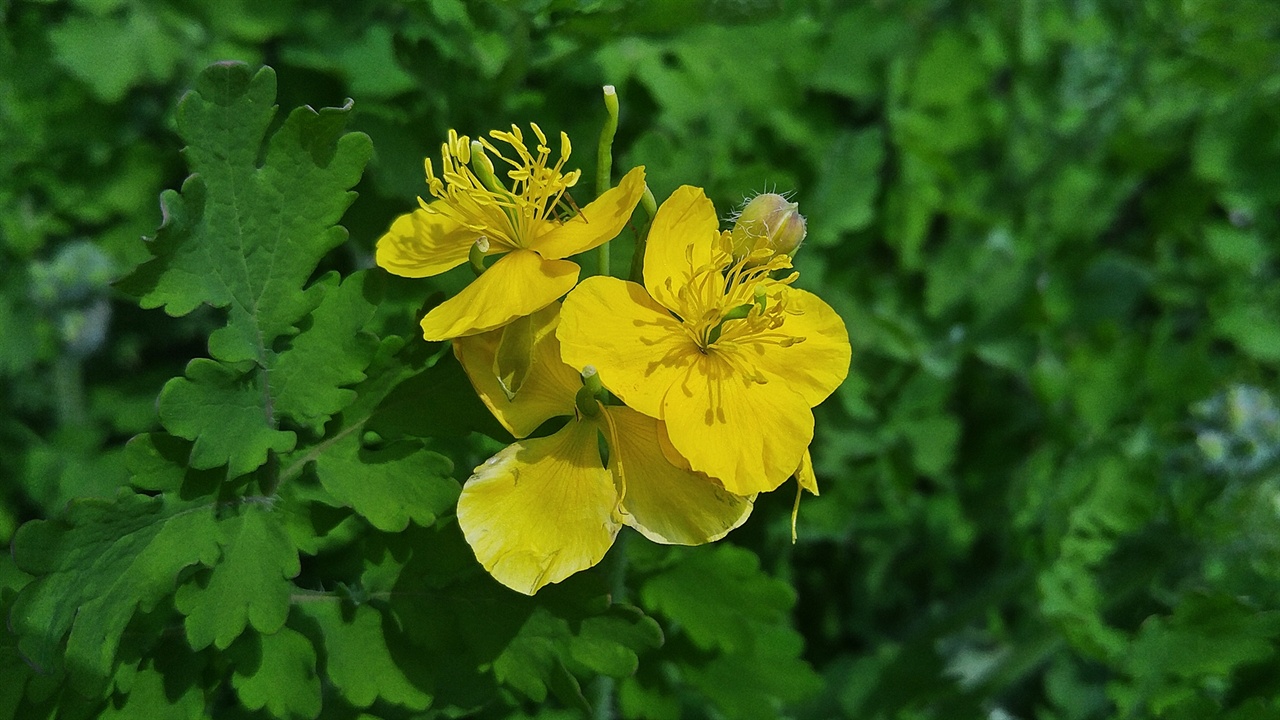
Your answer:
[452,303,752,595]
[557,186,851,496]
[376,125,646,340]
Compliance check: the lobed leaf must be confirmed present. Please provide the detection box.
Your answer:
[175,503,301,651]
[118,62,375,479]
[1,558,33,720]
[382,525,665,713]
[158,358,297,478]
[124,434,192,494]
[640,545,795,654]
[7,492,220,695]
[97,664,205,720]
[230,627,322,720]
[270,271,382,433]
[494,603,663,710]
[295,602,432,712]
[308,434,459,533]
[683,624,823,720]
[636,545,822,718]
[120,62,372,364]
[273,337,464,532]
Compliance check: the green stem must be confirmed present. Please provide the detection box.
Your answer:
[628,184,659,283]
[575,366,607,418]
[596,85,620,277]
[593,678,615,720]
[53,355,86,428]
[591,530,632,720]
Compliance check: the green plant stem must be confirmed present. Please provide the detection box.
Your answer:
[591,530,632,720]
[596,85,620,277]
[628,184,659,283]
[53,355,86,428]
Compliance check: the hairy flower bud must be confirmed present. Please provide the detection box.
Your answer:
[730,193,807,261]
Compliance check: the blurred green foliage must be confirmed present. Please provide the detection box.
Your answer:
[3,0,1280,718]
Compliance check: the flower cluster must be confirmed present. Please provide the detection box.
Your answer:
[377,124,850,595]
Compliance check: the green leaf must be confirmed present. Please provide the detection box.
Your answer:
[269,334,463,532]
[98,664,205,720]
[619,673,681,720]
[901,414,960,476]
[1,557,34,720]
[305,434,459,533]
[638,545,821,718]
[494,603,663,709]
[280,25,418,98]
[175,504,300,650]
[295,602,432,712]
[366,350,510,441]
[120,63,372,365]
[684,623,824,720]
[124,434,190,494]
[1204,223,1269,273]
[124,433,224,500]
[271,271,382,433]
[805,8,905,101]
[230,628,322,720]
[640,545,795,654]
[115,62,373,479]
[1216,300,1280,362]
[1129,594,1280,679]
[158,358,296,478]
[808,128,885,246]
[572,605,665,678]
[1113,594,1280,717]
[911,31,987,108]
[49,9,187,103]
[382,525,663,711]
[8,492,220,695]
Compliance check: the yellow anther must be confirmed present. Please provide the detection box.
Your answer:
[418,124,581,251]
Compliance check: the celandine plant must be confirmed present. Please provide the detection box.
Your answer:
[3,62,845,718]
[377,95,851,594]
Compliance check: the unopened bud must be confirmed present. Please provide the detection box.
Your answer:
[730,193,807,261]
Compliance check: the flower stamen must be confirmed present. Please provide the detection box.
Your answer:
[671,232,802,353]
[420,125,582,250]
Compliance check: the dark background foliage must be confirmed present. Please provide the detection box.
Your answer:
[3,0,1280,718]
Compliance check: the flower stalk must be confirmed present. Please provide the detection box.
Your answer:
[596,85,620,277]
[628,184,659,283]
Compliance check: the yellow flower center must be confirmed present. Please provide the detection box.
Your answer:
[423,124,582,250]
[665,235,806,366]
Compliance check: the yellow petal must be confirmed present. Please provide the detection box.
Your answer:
[795,448,819,496]
[457,420,620,595]
[738,288,851,407]
[656,420,693,471]
[558,276,697,417]
[420,249,579,341]
[453,303,580,438]
[601,406,753,545]
[661,350,813,495]
[375,207,476,278]
[530,166,647,260]
[642,186,721,312]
